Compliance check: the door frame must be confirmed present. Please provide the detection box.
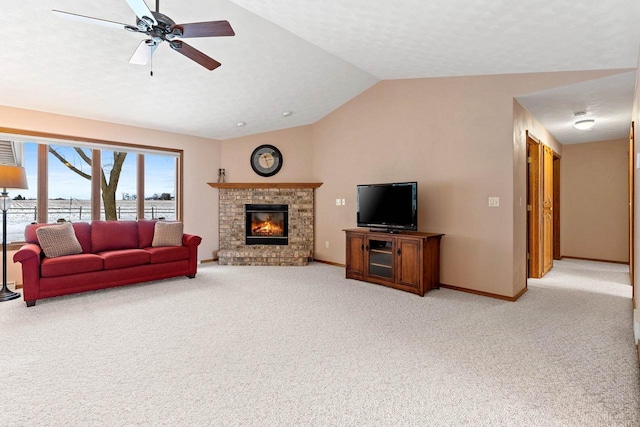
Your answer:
[526,131,559,278]
[553,152,561,260]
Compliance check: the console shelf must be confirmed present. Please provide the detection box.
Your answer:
[344,228,444,296]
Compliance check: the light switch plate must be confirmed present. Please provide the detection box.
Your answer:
[336,199,341,206]
[488,197,500,207]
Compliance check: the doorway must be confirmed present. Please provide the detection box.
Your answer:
[527,131,559,278]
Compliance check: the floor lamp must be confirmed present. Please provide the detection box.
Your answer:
[0,165,28,302]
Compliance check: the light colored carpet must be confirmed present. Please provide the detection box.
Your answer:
[1,259,638,426]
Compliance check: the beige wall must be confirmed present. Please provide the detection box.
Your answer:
[560,139,629,263]
[310,70,628,298]
[219,125,314,182]
[0,105,222,287]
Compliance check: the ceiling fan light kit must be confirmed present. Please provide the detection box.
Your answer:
[53,0,234,71]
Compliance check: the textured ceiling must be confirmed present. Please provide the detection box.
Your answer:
[517,72,637,145]
[229,0,640,79]
[0,0,377,140]
[1,0,639,142]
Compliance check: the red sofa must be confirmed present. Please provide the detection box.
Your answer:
[13,220,202,307]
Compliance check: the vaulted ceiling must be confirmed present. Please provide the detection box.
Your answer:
[2,0,639,143]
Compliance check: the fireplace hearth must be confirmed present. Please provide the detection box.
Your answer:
[245,204,288,245]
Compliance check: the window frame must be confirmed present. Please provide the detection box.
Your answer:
[0,127,184,245]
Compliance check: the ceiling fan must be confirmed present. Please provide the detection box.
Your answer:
[53,0,235,71]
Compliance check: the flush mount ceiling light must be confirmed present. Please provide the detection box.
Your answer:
[573,112,595,130]
[236,121,246,127]
[282,111,292,117]
[574,119,595,130]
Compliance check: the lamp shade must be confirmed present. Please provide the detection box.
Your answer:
[0,165,28,190]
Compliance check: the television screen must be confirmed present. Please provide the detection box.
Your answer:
[356,182,417,231]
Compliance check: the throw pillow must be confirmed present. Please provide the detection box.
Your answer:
[151,221,183,247]
[35,222,83,258]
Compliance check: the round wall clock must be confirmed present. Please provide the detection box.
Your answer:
[250,144,283,177]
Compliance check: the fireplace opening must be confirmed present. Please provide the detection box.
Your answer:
[245,204,288,245]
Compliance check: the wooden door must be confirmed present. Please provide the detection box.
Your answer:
[397,238,421,288]
[527,134,543,278]
[542,146,554,275]
[345,232,365,278]
[630,122,635,290]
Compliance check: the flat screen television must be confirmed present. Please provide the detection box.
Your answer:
[356,182,418,232]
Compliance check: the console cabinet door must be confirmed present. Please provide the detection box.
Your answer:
[345,232,365,278]
[366,236,395,281]
[396,238,421,288]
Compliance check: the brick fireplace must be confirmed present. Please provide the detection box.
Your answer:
[209,182,322,266]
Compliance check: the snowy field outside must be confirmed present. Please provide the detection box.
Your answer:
[5,199,175,243]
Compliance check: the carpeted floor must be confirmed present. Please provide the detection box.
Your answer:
[1,259,638,426]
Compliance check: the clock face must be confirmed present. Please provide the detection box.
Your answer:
[250,145,283,177]
[258,153,274,169]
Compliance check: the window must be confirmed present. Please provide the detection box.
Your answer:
[2,132,182,243]
[101,150,136,220]
[4,142,38,243]
[145,154,177,220]
[48,145,92,223]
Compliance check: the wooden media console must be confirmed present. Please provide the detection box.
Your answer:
[344,228,443,296]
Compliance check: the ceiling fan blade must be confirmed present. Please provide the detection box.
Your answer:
[172,20,235,38]
[52,10,130,30]
[169,41,221,70]
[129,40,158,65]
[125,0,157,25]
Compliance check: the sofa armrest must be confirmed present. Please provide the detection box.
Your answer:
[13,243,43,303]
[182,234,202,277]
[183,233,202,247]
[13,243,42,263]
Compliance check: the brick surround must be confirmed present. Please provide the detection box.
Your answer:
[213,184,320,266]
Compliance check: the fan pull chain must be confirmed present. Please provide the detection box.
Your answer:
[150,54,153,77]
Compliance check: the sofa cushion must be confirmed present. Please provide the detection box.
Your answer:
[91,221,139,253]
[138,219,156,249]
[144,246,190,264]
[35,223,83,258]
[26,222,92,254]
[41,254,104,278]
[99,249,151,270]
[152,221,183,247]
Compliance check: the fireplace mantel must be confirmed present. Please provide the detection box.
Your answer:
[208,182,322,189]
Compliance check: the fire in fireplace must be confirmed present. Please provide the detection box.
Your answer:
[245,204,288,245]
